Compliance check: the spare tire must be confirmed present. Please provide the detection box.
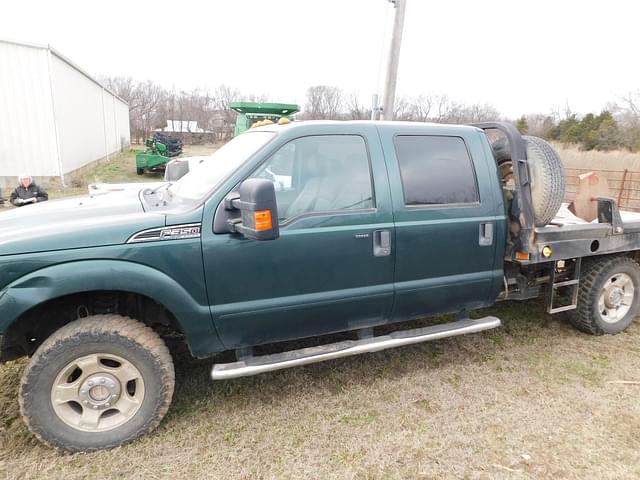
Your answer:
[492,135,565,227]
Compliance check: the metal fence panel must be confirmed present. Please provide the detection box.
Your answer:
[565,167,640,212]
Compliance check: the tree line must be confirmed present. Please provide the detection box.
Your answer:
[100,76,266,143]
[101,76,639,152]
[305,85,640,152]
[516,93,640,152]
[299,85,501,124]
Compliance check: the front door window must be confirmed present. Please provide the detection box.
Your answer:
[251,135,374,224]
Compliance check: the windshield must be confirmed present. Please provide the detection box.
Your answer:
[167,131,275,200]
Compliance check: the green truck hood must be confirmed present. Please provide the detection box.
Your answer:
[0,191,165,256]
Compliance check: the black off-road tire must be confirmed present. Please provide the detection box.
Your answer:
[136,167,145,175]
[569,256,640,335]
[19,315,175,452]
[492,135,565,227]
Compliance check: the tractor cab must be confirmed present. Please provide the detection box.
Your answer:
[229,102,300,137]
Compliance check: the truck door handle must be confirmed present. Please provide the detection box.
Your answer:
[479,222,494,246]
[373,230,391,257]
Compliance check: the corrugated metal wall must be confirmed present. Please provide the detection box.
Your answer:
[0,41,59,178]
[51,54,106,173]
[51,53,130,174]
[0,39,130,184]
[101,89,131,156]
[115,96,130,150]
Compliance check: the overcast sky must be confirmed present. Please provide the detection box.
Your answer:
[2,0,638,118]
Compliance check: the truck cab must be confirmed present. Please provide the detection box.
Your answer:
[202,121,506,348]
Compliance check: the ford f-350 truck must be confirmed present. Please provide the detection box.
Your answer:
[1,121,639,452]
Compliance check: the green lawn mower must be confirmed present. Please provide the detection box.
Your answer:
[135,133,183,175]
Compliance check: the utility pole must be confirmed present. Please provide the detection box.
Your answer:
[380,0,406,121]
[371,93,379,120]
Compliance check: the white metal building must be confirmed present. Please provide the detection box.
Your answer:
[0,38,130,186]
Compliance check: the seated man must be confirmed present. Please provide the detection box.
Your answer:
[10,174,48,207]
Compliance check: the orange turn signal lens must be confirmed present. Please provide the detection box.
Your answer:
[515,251,530,261]
[254,209,273,231]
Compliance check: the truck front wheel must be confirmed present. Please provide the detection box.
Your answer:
[570,256,640,335]
[19,315,175,452]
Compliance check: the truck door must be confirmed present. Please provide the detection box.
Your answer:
[201,126,395,349]
[378,126,506,321]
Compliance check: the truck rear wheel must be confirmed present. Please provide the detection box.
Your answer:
[19,315,174,452]
[569,256,640,335]
[492,135,565,227]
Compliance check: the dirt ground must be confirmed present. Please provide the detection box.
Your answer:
[1,300,640,479]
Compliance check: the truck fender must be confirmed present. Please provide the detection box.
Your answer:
[0,259,223,357]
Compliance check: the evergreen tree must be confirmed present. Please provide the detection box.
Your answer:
[516,115,528,134]
[595,112,621,151]
[548,112,621,150]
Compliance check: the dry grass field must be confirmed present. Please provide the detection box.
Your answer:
[2,142,640,479]
[2,301,640,479]
[555,143,640,171]
[554,143,640,211]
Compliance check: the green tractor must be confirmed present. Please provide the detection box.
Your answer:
[135,133,183,175]
[229,102,300,137]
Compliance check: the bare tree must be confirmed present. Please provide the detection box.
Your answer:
[99,76,137,104]
[99,74,512,147]
[411,94,434,122]
[304,86,322,119]
[343,92,371,120]
[463,103,501,123]
[393,95,413,121]
[244,93,270,103]
[523,113,556,138]
[99,76,147,142]
[135,81,166,141]
[612,91,640,150]
[432,95,453,123]
[181,88,215,132]
[98,76,278,142]
[211,85,241,138]
[303,85,343,120]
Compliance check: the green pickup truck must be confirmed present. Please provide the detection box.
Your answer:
[2,121,640,452]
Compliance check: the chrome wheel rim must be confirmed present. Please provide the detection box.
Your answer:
[51,353,145,432]
[598,273,635,324]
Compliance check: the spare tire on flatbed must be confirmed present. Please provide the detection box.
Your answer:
[492,135,565,227]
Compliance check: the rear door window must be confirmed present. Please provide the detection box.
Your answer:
[394,135,479,206]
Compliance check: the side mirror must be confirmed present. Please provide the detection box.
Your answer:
[164,159,190,181]
[224,178,279,241]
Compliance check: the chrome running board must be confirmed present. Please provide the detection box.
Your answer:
[211,316,501,380]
